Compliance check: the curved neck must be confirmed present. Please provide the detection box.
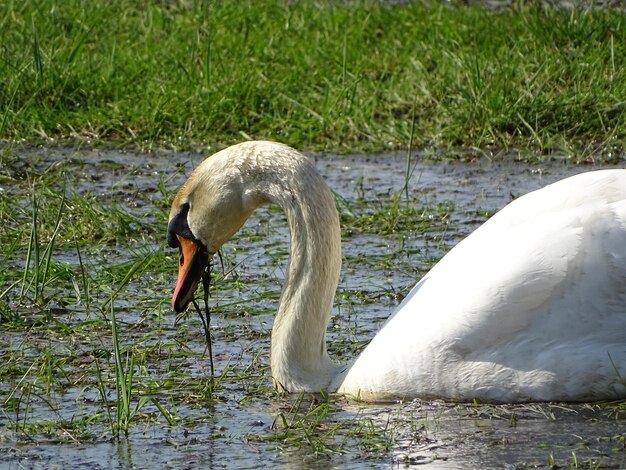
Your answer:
[248,154,342,392]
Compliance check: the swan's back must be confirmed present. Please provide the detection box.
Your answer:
[338,169,626,402]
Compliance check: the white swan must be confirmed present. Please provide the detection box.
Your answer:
[167,141,626,403]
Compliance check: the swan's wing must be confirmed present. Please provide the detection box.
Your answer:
[387,169,626,348]
[379,205,585,354]
[339,170,626,401]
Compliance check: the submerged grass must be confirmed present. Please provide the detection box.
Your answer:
[1,146,625,467]
[0,149,181,441]
[0,145,436,455]
[1,1,626,158]
[20,188,65,307]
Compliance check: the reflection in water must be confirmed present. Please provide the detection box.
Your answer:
[116,439,134,469]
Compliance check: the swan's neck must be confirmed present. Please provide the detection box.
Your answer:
[250,155,342,392]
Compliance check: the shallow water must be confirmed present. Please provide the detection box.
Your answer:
[1,146,625,469]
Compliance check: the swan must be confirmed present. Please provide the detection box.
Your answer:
[167,141,626,403]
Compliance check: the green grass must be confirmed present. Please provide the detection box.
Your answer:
[1,0,625,158]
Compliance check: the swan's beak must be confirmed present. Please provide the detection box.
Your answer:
[172,235,208,313]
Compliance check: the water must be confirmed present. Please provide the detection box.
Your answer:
[0,146,625,469]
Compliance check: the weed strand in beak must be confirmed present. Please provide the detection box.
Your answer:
[192,257,214,378]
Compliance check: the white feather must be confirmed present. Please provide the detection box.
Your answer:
[173,141,626,402]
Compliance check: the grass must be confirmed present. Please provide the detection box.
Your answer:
[1,0,625,158]
[0,148,180,441]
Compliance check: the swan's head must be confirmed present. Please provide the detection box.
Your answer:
[167,149,262,313]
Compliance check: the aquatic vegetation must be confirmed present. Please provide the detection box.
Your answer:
[0,147,624,467]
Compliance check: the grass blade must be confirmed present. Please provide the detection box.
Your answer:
[39,190,66,301]
[110,300,129,436]
[31,18,44,82]
[20,187,38,301]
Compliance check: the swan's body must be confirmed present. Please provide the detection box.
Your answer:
[168,141,626,403]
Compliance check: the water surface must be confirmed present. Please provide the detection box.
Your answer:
[0,146,624,469]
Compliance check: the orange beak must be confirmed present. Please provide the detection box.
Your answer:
[172,235,207,313]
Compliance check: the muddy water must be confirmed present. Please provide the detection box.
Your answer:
[1,147,625,469]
